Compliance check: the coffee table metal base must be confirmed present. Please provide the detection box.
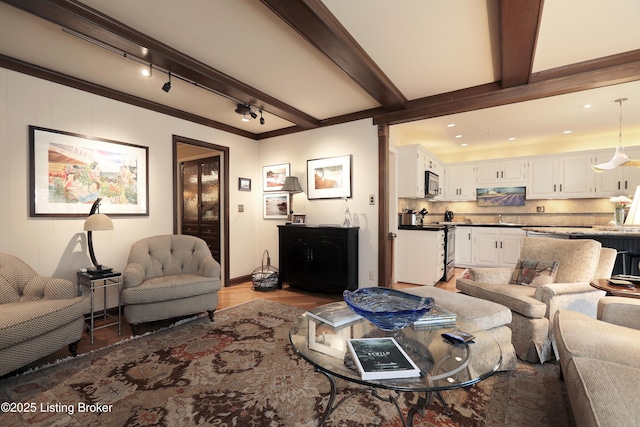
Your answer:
[315,367,452,427]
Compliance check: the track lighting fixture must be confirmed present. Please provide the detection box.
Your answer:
[234,103,265,125]
[162,72,172,93]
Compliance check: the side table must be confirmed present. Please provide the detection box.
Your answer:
[77,270,123,344]
[591,278,640,299]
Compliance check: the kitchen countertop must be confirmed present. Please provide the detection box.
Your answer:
[523,226,640,237]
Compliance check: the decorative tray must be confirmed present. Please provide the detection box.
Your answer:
[343,287,434,331]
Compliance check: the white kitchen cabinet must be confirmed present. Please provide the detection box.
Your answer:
[527,153,595,199]
[472,227,525,267]
[455,226,473,267]
[445,164,477,201]
[396,229,445,286]
[476,159,528,187]
[397,145,428,198]
[594,146,640,196]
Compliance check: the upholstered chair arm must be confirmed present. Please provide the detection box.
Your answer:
[123,262,145,288]
[535,281,606,322]
[598,297,640,330]
[42,277,77,300]
[198,257,221,278]
[466,267,514,284]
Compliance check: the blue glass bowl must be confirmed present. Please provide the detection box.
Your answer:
[343,288,434,331]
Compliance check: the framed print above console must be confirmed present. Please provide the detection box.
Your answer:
[307,155,352,200]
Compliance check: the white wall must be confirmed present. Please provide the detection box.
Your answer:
[258,120,380,288]
[0,68,260,298]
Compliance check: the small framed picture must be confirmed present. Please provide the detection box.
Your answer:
[291,213,306,224]
[263,193,289,219]
[263,163,290,191]
[238,177,251,191]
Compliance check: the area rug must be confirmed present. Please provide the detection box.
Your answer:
[0,299,574,426]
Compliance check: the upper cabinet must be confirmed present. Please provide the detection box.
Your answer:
[476,159,528,187]
[397,144,444,199]
[593,146,640,197]
[445,163,477,201]
[527,153,596,199]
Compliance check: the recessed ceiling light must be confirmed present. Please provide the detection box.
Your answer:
[508,137,516,141]
[582,104,592,109]
[455,134,463,138]
[563,130,573,134]
[461,143,468,147]
[447,123,455,128]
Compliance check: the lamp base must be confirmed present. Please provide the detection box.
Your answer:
[86,265,113,277]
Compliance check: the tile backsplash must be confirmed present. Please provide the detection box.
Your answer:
[399,197,619,227]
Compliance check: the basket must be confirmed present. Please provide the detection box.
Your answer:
[251,250,279,291]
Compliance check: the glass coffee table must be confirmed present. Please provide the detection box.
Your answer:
[290,301,502,427]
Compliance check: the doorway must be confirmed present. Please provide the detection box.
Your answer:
[173,135,230,287]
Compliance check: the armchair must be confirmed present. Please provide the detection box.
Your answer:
[456,237,616,363]
[0,254,90,377]
[122,235,221,334]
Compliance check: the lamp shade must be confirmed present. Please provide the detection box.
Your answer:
[625,185,640,226]
[84,213,113,231]
[281,176,303,193]
[591,145,631,172]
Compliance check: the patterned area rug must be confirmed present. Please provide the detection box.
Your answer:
[0,299,574,426]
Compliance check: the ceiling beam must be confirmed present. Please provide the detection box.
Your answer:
[261,0,408,111]
[2,0,320,129]
[374,54,640,126]
[499,0,544,88]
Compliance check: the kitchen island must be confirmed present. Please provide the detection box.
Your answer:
[523,226,640,275]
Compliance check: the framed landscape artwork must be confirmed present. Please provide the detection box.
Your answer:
[307,154,352,199]
[29,125,149,217]
[263,193,289,219]
[263,163,290,191]
[477,187,526,207]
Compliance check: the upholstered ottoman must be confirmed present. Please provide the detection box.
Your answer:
[401,286,517,371]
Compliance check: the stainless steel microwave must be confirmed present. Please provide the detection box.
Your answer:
[425,171,439,197]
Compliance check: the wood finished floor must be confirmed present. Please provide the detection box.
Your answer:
[11,269,463,376]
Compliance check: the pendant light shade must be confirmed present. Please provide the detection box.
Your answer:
[591,98,640,172]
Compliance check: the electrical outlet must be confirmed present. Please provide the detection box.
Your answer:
[238,204,244,212]
[537,206,545,213]
[369,194,375,205]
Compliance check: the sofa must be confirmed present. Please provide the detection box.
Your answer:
[553,298,640,426]
[402,286,517,371]
[456,237,616,362]
[122,235,221,334]
[0,254,90,377]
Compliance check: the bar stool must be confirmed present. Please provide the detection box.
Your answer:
[628,251,640,276]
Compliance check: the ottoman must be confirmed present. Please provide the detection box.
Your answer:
[401,286,517,371]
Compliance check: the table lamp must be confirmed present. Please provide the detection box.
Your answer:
[84,198,114,275]
[624,185,640,226]
[281,176,303,222]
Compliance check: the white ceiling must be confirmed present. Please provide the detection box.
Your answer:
[1,0,639,162]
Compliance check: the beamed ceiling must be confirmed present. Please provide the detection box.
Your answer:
[1,0,639,161]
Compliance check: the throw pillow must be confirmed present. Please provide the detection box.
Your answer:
[509,259,559,287]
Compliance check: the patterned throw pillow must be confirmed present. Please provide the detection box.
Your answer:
[509,259,559,287]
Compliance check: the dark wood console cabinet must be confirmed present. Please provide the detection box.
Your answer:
[278,225,359,293]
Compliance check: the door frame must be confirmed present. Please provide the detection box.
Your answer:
[172,135,230,287]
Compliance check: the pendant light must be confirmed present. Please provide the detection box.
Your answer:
[592,98,640,172]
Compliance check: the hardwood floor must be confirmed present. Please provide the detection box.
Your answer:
[9,269,463,377]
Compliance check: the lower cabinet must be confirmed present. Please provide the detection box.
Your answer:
[472,228,525,267]
[455,226,525,268]
[278,225,359,293]
[396,229,445,286]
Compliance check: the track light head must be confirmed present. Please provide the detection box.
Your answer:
[162,72,172,93]
[259,109,265,125]
[250,111,257,119]
[235,103,251,115]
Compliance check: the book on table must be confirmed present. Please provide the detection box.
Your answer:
[413,304,457,327]
[306,302,362,328]
[347,337,422,380]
